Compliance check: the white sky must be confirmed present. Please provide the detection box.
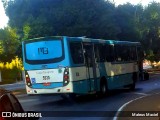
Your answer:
[0,1,8,29]
[113,0,158,6]
[0,0,160,29]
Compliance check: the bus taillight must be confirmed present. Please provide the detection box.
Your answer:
[63,67,69,86]
[25,72,32,87]
[64,75,69,79]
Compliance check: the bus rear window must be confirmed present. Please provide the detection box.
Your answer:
[24,39,64,64]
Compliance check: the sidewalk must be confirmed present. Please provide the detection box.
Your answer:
[0,81,25,90]
[115,93,160,120]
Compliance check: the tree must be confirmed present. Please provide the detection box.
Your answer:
[141,2,160,61]
[2,0,160,61]
[115,3,143,41]
[0,27,20,62]
[4,0,120,39]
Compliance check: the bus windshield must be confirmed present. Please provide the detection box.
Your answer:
[24,39,64,64]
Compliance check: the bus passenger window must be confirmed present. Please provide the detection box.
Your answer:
[130,46,137,61]
[122,46,129,61]
[70,42,84,64]
[106,45,114,62]
[115,45,123,62]
[98,44,106,62]
[94,45,100,62]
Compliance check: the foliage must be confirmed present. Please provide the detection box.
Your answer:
[1,0,160,61]
[0,27,20,62]
[0,57,23,83]
[0,56,23,70]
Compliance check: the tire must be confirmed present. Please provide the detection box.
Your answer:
[130,73,137,90]
[130,82,135,90]
[100,80,108,96]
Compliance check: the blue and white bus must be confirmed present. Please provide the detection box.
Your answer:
[22,36,143,96]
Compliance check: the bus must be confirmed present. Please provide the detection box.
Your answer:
[22,36,143,97]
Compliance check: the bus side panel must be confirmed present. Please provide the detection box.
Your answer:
[107,73,133,89]
[69,66,101,94]
[69,66,89,94]
[98,63,108,79]
[105,62,138,89]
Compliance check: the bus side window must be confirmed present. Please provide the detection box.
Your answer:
[125,46,131,61]
[70,42,84,64]
[99,44,106,62]
[94,45,100,62]
[115,45,123,62]
[130,46,137,61]
[106,45,114,62]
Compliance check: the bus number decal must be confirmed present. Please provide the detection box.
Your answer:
[38,47,48,54]
[43,76,50,80]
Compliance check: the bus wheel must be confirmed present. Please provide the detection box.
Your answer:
[100,80,108,96]
[130,73,137,90]
[130,82,135,90]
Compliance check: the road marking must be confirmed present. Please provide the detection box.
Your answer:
[113,95,147,120]
[124,92,148,96]
[113,92,160,120]
[132,92,148,96]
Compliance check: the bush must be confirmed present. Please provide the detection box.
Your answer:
[0,56,23,84]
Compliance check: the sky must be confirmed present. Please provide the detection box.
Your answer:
[0,1,8,29]
[113,0,157,6]
[0,0,159,29]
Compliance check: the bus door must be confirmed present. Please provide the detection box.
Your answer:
[83,43,99,92]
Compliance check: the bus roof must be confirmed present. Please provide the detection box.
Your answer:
[23,36,141,45]
[68,36,141,45]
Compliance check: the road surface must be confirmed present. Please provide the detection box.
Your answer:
[16,73,160,120]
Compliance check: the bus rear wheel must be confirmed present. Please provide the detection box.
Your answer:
[130,72,137,90]
[100,80,108,96]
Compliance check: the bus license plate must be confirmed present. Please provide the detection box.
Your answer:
[43,82,51,86]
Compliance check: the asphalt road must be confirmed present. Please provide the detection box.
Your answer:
[0,81,25,90]
[17,73,160,120]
